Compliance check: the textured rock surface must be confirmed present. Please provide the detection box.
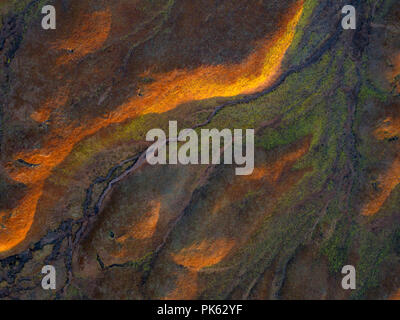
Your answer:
[0,0,400,299]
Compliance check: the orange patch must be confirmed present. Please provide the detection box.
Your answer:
[172,239,235,271]
[52,9,112,66]
[362,114,400,216]
[0,182,43,252]
[265,139,311,183]
[117,201,161,242]
[211,136,312,215]
[30,85,70,123]
[394,53,400,76]
[389,288,400,300]
[246,167,268,181]
[245,137,311,183]
[374,117,400,140]
[361,157,400,216]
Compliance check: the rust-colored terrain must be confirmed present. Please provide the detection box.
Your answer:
[0,0,400,300]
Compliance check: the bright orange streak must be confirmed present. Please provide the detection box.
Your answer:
[0,3,304,253]
[115,3,304,117]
